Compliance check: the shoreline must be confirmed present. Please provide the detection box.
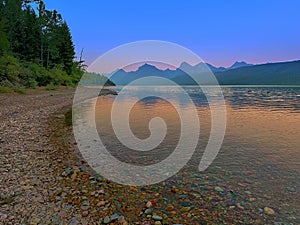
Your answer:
[1,88,294,224]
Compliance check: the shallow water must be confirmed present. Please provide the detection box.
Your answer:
[90,86,299,223]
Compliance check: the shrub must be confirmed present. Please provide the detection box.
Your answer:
[49,66,72,86]
[0,55,22,85]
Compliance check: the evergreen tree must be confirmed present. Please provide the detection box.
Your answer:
[0,0,101,90]
[23,5,41,61]
[0,20,10,55]
[2,0,25,57]
[57,21,75,75]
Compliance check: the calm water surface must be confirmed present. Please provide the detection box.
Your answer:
[92,86,299,223]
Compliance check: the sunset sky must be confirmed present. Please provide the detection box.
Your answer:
[44,0,300,68]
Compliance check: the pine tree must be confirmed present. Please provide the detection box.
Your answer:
[2,0,25,57]
[0,20,10,56]
[23,5,41,61]
[57,21,75,75]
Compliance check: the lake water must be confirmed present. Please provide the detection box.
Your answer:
[86,86,299,224]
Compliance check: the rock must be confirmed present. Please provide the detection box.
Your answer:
[103,216,111,224]
[98,190,105,195]
[171,186,179,193]
[141,222,151,225]
[170,211,177,215]
[145,209,152,215]
[68,218,80,225]
[130,185,137,191]
[110,213,120,221]
[264,207,275,215]
[29,216,41,225]
[66,204,72,210]
[155,221,162,225]
[0,213,8,219]
[150,199,158,205]
[62,168,73,177]
[165,205,174,211]
[54,114,65,119]
[214,186,224,192]
[152,215,163,221]
[82,211,89,217]
[181,207,191,212]
[97,201,106,207]
[146,201,152,208]
[81,204,89,211]
[180,202,190,207]
[237,204,244,210]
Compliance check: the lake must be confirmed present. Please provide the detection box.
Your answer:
[78,86,299,224]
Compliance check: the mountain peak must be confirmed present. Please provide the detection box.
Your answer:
[179,62,193,68]
[139,63,158,69]
[229,61,253,70]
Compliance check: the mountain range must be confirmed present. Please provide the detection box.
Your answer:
[109,60,300,85]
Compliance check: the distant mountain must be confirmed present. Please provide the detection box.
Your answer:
[228,61,253,70]
[109,60,300,85]
[179,62,226,73]
[110,64,178,85]
[216,60,300,85]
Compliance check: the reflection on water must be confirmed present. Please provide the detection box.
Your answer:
[94,86,299,223]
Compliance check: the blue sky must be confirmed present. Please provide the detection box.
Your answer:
[44,0,300,67]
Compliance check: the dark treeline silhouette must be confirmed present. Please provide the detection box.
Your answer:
[0,0,85,92]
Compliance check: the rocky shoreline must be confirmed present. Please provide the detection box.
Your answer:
[0,88,294,225]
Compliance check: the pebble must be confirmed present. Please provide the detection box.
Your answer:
[214,186,224,192]
[29,216,41,225]
[110,213,120,221]
[0,213,8,219]
[97,201,106,207]
[145,209,152,215]
[181,207,191,212]
[165,205,174,211]
[103,216,111,224]
[82,211,89,217]
[146,201,152,208]
[264,207,275,215]
[141,222,151,225]
[152,215,163,221]
[68,218,80,225]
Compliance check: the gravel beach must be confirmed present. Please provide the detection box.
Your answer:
[0,88,75,224]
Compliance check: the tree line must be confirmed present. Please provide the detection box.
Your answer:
[0,0,85,92]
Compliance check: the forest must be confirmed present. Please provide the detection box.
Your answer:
[0,0,85,92]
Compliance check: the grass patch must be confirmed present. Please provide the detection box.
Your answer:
[46,83,58,91]
[0,86,26,94]
[0,86,14,93]
[12,87,26,94]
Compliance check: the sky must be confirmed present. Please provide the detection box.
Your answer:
[43,0,300,68]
